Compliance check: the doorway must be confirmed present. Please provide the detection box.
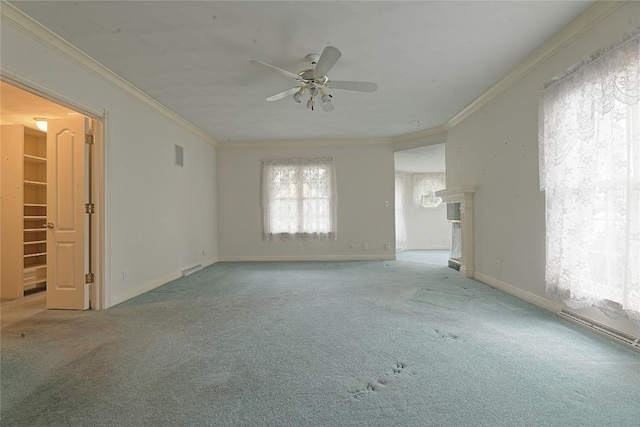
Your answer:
[0,80,104,309]
[394,144,449,266]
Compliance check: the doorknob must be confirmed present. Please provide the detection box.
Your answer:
[43,222,54,229]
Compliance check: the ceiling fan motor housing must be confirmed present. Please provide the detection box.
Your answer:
[306,53,320,65]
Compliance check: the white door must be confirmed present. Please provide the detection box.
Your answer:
[46,117,90,309]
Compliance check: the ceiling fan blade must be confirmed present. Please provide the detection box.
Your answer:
[327,80,378,92]
[313,46,342,78]
[250,60,301,80]
[266,87,301,102]
[321,101,335,112]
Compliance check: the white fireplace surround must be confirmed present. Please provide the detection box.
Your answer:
[435,186,477,278]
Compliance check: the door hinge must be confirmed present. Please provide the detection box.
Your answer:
[85,203,95,214]
[85,134,95,145]
[85,273,95,284]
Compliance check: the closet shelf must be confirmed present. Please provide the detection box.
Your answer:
[24,180,46,186]
[24,263,46,271]
[24,154,46,163]
[24,240,47,245]
[24,228,46,232]
[24,203,47,207]
[24,216,46,219]
[24,252,47,258]
[23,278,47,289]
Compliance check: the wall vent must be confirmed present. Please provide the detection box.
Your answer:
[175,144,184,167]
[181,264,202,277]
[558,310,640,353]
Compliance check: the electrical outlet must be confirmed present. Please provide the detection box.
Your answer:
[349,243,355,250]
[297,243,302,250]
[495,259,501,271]
[363,243,369,250]
[384,201,390,207]
[384,242,390,250]
[123,270,129,281]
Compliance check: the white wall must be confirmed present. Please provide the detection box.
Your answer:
[445,1,640,335]
[218,143,395,260]
[401,174,449,250]
[1,21,218,307]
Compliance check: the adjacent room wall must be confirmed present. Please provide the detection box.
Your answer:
[445,1,640,336]
[218,143,395,260]
[1,21,218,307]
[401,174,449,250]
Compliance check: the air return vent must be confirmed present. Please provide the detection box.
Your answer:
[181,264,202,277]
[558,310,640,352]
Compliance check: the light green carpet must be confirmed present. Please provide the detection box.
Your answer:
[2,261,639,426]
[396,250,449,266]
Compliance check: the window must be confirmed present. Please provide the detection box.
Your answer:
[413,173,445,208]
[262,158,336,240]
[539,31,639,321]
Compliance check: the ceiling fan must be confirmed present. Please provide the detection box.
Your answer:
[250,46,378,112]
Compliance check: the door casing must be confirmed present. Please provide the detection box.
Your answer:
[1,75,107,309]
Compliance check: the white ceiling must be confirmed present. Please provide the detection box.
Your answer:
[9,1,594,143]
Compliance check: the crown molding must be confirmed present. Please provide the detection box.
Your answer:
[219,136,393,149]
[391,125,448,145]
[0,1,218,147]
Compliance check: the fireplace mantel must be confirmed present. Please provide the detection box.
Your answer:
[435,186,476,278]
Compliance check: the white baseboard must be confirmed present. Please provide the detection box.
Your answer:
[473,272,562,314]
[108,257,218,307]
[201,257,219,269]
[218,255,395,262]
[399,246,450,251]
[460,266,475,278]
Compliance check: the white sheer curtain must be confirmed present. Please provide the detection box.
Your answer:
[395,174,407,248]
[262,158,336,240]
[413,173,445,208]
[539,31,640,320]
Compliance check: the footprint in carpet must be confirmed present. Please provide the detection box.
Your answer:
[351,361,415,400]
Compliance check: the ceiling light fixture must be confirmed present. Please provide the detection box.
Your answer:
[293,86,331,111]
[293,88,305,103]
[34,118,47,132]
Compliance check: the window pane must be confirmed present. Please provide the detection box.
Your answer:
[270,199,299,234]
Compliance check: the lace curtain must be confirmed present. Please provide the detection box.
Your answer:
[539,30,640,320]
[395,174,407,248]
[262,158,336,240]
[413,173,445,208]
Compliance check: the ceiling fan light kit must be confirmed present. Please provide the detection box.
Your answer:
[251,46,378,112]
[293,89,304,103]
